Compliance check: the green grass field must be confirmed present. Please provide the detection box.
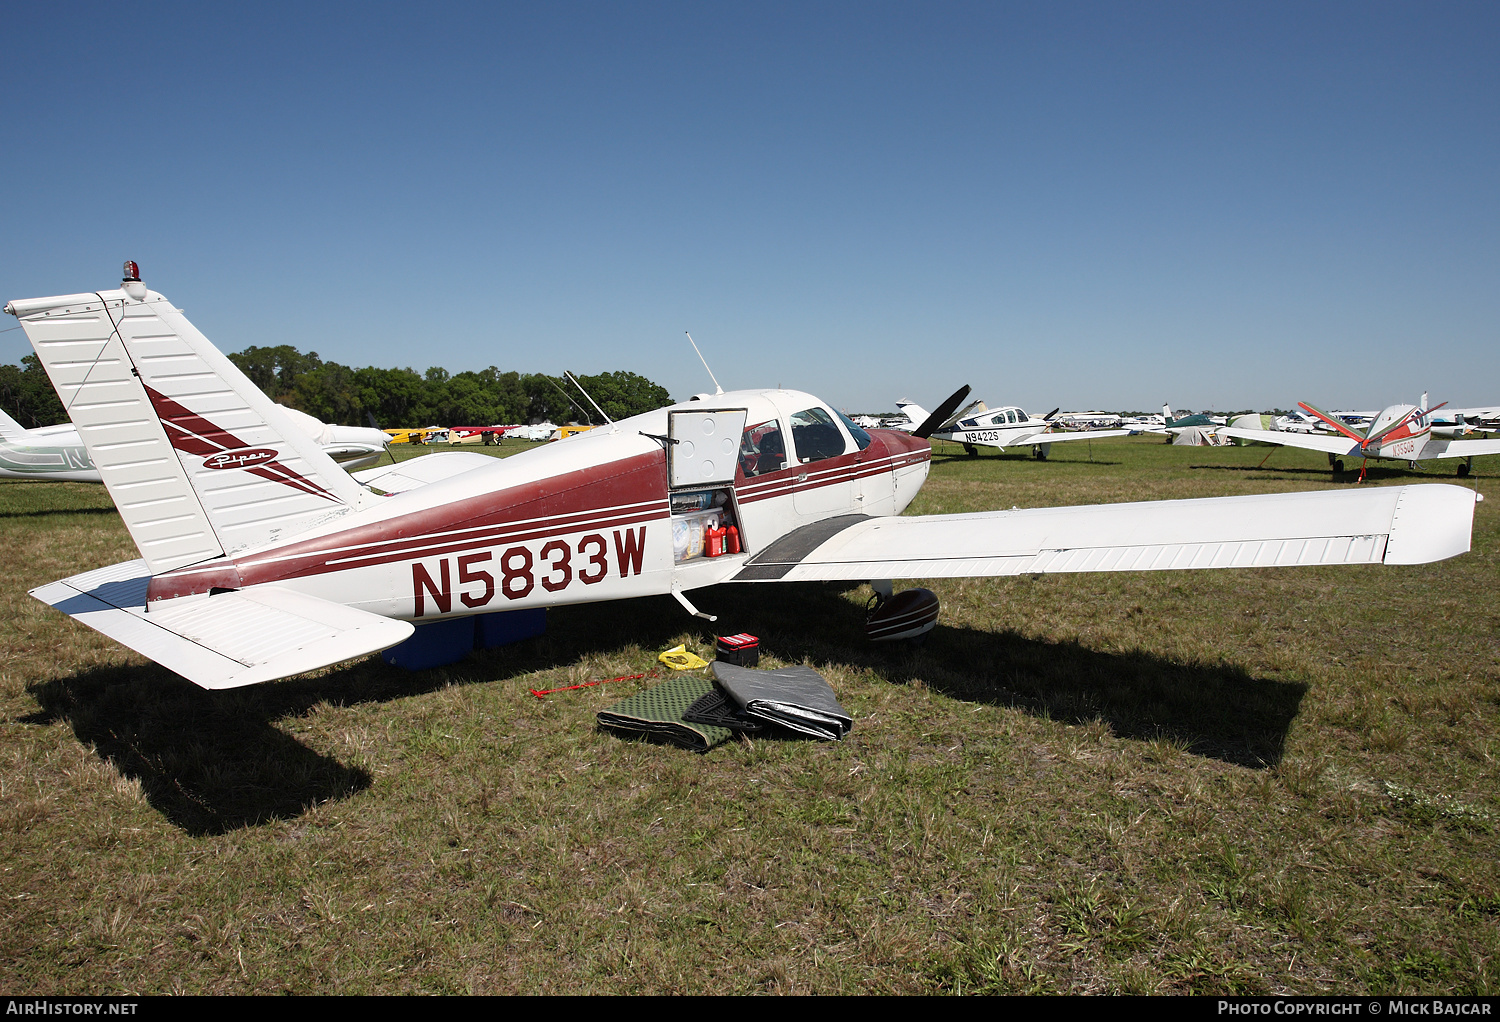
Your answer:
[1,435,1497,994]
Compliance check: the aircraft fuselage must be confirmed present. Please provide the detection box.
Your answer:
[144,391,931,624]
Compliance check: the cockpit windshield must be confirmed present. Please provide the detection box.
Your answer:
[834,409,872,451]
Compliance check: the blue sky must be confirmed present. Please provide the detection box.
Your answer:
[2,2,1496,413]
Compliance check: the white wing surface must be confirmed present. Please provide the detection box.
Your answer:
[733,484,1477,582]
[32,559,414,690]
[1423,437,1500,459]
[1215,426,1358,456]
[1020,428,1133,445]
[352,451,500,494]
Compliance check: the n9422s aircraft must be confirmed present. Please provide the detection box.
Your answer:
[3,265,1484,690]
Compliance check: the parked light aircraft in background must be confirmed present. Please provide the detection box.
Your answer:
[1149,405,1226,437]
[908,399,1132,459]
[2,400,388,481]
[1428,406,1500,435]
[4,267,1481,690]
[1218,395,1500,479]
[0,406,100,481]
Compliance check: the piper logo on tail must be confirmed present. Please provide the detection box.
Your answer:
[203,448,279,470]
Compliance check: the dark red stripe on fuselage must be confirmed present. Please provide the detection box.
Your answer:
[150,449,672,600]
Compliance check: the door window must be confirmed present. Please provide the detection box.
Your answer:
[790,407,848,463]
[739,420,787,477]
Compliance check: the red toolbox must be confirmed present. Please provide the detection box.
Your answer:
[715,633,760,668]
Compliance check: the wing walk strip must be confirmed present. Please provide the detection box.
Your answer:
[31,559,413,690]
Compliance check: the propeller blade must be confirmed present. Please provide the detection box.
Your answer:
[1043,407,1060,421]
[912,385,972,439]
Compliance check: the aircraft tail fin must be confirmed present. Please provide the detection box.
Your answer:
[6,279,369,574]
[894,399,931,429]
[0,406,25,438]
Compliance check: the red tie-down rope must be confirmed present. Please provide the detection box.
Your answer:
[529,671,657,698]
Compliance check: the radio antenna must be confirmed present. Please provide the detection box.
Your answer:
[541,374,590,421]
[565,371,619,433]
[685,331,724,396]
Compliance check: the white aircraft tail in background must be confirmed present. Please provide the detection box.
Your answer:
[0,406,100,481]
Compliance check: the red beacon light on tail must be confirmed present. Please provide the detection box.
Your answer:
[122,260,140,282]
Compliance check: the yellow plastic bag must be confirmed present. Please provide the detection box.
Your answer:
[658,644,710,671]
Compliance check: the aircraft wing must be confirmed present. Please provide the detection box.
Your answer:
[1027,428,1133,444]
[31,559,414,690]
[1215,426,1359,456]
[352,451,499,494]
[732,484,1477,583]
[1422,437,1500,459]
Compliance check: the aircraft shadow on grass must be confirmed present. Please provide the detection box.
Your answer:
[22,581,1304,835]
[0,505,120,520]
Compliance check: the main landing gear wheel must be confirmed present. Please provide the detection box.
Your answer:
[1458,461,1471,478]
[1331,459,1344,477]
[963,443,978,457]
[1032,445,1048,461]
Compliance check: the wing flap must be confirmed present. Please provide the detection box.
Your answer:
[732,484,1476,582]
[31,560,414,689]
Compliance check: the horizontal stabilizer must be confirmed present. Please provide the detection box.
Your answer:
[31,560,414,689]
[352,451,499,494]
[734,484,1477,582]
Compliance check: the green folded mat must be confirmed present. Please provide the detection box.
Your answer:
[596,675,733,752]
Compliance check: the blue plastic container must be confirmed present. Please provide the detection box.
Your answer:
[475,608,547,648]
[381,616,476,671]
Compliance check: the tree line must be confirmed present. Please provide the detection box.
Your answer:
[227,345,672,428]
[0,346,672,430]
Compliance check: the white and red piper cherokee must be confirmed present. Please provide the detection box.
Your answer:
[4,268,1484,690]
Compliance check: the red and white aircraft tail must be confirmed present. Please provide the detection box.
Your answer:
[6,268,409,688]
[5,272,369,575]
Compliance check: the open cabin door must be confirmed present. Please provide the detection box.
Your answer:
[667,409,749,563]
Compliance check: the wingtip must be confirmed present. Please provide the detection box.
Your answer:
[1383,484,1478,565]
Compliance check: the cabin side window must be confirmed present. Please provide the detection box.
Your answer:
[790,407,848,463]
[739,420,787,477]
